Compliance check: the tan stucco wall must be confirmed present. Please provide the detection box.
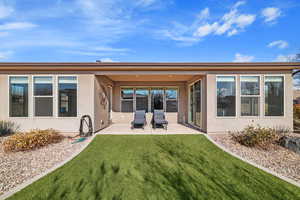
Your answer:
[0,74,95,133]
[206,72,293,133]
[94,76,113,131]
[112,81,187,124]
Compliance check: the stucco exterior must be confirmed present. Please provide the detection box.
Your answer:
[0,62,298,134]
[0,74,95,133]
[205,72,293,133]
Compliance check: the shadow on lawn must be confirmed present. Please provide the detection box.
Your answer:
[136,139,297,200]
[25,138,299,200]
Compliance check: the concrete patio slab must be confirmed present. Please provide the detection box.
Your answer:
[97,123,203,135]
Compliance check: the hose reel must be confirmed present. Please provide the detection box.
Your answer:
[79,115,93,137]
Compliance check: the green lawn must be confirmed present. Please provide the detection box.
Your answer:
[8,135,300,200]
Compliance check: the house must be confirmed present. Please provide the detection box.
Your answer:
[0,62,299,134]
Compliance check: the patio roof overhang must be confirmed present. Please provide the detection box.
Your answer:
[0,62,299,72]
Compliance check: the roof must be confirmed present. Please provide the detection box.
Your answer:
[0,62,299,71]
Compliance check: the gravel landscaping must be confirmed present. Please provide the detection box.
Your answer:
[210,134,300,184]
[0,136,91,196]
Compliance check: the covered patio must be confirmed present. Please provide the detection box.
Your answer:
[98,122,202,134]
[95,72,206,133]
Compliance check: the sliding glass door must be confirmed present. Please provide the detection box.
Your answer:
[189,80,202,128]
[151,88,164,112]
[136,88,149,112]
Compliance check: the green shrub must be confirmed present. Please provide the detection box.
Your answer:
[3,129,64,152]
[230,125,289,150]
[0,121,19,136]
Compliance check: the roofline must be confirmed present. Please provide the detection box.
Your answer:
[0,62,299,71]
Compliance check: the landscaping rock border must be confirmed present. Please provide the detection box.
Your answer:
[207,134,300,188]
[0,135,95,200]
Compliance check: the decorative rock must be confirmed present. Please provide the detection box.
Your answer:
[280,136,300,154]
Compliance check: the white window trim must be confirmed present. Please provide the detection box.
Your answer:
[57,75,79,118]
[8,75,30,118]
[32,75,54,118]
[263,74,285,118]
[240,75,261,118]
[216,75,238,118]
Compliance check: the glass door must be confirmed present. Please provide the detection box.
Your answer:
[189,80,202,128]
[151,88,164,112]
[136,88,149,112]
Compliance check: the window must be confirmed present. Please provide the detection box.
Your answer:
[58,76,77,117]
[265,76,284,116]
[217,76,236,117]
[34,76,53,116]
[151,89,164,112]
[240,76,260,116]
[121,88,134,112]
[189,80,201,127]
[9,76,28,117]
[165,89,178,112]
[136,89,149,112]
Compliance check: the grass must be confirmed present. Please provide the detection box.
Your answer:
[8,135,300,200]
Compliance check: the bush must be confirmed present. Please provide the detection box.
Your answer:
[3,129,64,152]
[230,125,289,150]
[0,121,19,136]
[294,104,300,119]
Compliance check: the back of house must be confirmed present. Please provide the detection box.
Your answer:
[0,62,299,133]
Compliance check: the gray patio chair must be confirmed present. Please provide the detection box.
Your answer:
[152,109,168,130]
[131,110,147,129]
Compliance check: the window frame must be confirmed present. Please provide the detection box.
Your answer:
[32,75,54,117]
[215,75,238,118]
[239,75,261,117]
[119,86,180,113]
[120,87,135,112]
[263,74,285,118]
[8,75,30,118]
[188,79,203,128]
[57,75,78,118]
[165,88,179,113]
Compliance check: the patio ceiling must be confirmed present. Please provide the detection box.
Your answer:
[106,74,196,82]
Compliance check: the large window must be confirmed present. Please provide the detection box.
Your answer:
[136,89,149,112]
[217,76,236,117]
[121,88,134,112]
[9,76,28,117]
[34,76,53,116]
[165,89,178,112]
[58,76,77,117]
[265,76,284,116]
[240,76,260,116]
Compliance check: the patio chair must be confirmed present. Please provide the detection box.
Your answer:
[131,110,147,129]
[152,110,168,130]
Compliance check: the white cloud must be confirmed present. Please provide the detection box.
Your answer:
[101,58,116,62]
[262,7,281,23]
[0,22,37,31]
[0,1,14,19]
[268,40,288,49]
[136,0,157,7]
[194,22,218,37]
[163,1,256,45]
[197,8,210,20]
[233,53,254,62]
[0,32,9,37]
[0,51,13,60]
[92,46,129,52]
[276,54,298,62]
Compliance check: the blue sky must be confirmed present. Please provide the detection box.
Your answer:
[0,0,299,62]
